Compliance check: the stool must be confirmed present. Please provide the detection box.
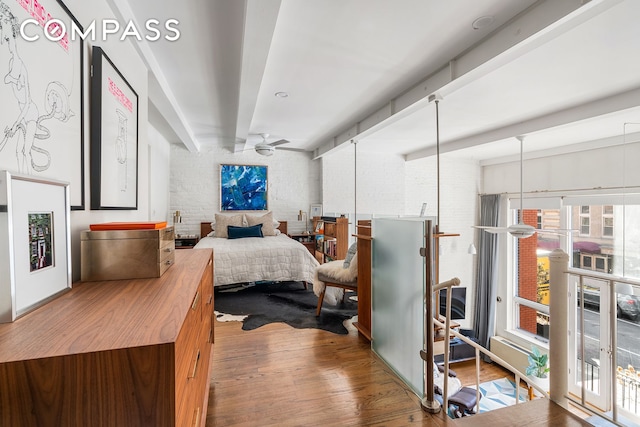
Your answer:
[447,386,479,418]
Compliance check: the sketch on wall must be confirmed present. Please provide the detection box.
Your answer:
[115,109,128,192]
[90,46,138,210]
[0,0,84,209]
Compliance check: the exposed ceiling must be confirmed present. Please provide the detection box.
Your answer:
[120,0,640,163]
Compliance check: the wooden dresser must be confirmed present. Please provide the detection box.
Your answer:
[0,249,214,427]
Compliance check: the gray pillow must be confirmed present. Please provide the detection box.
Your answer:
[343,242,357,268]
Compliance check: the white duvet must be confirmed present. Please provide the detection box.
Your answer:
[194,234,320,286]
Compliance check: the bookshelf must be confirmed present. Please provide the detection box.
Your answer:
[312,216,348,263]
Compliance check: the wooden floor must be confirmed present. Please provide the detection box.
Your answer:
[205,318,590,426]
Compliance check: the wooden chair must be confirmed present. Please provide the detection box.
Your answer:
[315,272,357,316]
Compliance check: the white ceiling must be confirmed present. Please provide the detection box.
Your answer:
[122,0,640,162]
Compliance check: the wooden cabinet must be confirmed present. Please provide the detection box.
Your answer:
[175,234,200,249]
[289,233,316,255]
[312,216,348,263]
[0,249,214,427]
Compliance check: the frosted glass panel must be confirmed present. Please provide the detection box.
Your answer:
[372,217,431,396]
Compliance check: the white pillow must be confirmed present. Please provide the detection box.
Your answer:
[214,213,245,238]
[245,211,276,236]
[210,215,248,229]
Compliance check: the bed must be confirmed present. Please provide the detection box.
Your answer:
[196,221,320,287]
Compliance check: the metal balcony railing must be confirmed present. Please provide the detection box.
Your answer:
[553,251,640,427]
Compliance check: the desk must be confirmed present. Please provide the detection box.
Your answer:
[434,328,479,364]
[434,317,460,342]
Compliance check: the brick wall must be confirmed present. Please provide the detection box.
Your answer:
[405,155,481,329]
[170,144,322,236]
[518,210,539,334]
[321,146,406,216]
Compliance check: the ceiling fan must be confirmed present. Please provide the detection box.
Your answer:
[251,133,290,156]
[474,135,574,238]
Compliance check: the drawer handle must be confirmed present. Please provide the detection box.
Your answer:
[189,349,201,379]
[165,259,173,266]
[208,258,212,266]
[208,327,213,344]
[207,294,213,305]
[191,291,200,311]
[192,406,201,427]
[164,247,173,253]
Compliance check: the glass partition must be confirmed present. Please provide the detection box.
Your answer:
[372,216,432,396]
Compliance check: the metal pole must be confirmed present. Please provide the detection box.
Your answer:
[421,219,440,413]
[610,279,618,423]
[352,140,357,233]
[549,249,570,408]
[435,100,440,236]
[580,275,586,406]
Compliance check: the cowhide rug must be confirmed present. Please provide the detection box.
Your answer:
[214,281,357,335]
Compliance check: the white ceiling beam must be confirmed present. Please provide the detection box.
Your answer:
[234,0,282,153]
[479,130,640,167]
[405,85,640,161]
[313,0,615,160]
[108,0,200,152]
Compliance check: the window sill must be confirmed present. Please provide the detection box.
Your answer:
[500,329,549,353]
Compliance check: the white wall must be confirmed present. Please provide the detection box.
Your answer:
[322,146,406,216]
[321,145,481,329]
[148,125,171,223]
[61,0,152,281]
[170,145,322,236]
[483,142,640,195]
[405,154,481,329]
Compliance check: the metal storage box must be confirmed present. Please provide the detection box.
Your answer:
[81,227,175,281]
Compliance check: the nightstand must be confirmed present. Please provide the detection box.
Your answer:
[289,233,315,255]
[175,234,200,249]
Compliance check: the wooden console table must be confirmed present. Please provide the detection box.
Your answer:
[0,249,214,426]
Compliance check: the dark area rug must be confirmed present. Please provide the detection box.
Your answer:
[214,281,357,335]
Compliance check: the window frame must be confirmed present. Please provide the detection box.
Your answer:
[602,205,614,238]
[579,206,590,236]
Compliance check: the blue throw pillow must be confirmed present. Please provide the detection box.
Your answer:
[228,224,264,239]
[343,242,357,268]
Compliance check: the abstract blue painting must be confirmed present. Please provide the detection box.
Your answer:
[220,164,268,211]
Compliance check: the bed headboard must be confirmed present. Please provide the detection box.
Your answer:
[200,222,213,238]
[278,221,288,235]
[200,220,288,238]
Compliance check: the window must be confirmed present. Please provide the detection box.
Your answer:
[537,211,542,230]
[513,208,558,340]
[570,204,638,277]
[502,199,640,378]
[579,206,590,236]
[602,205,613,238]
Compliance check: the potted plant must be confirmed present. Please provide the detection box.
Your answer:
[526,346,550,392]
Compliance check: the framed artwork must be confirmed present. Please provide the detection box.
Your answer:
[0,0,85,209]
[220,164,268,211]
[310,204,323,218]
[90,46,138,210]
[0,171,71,323]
